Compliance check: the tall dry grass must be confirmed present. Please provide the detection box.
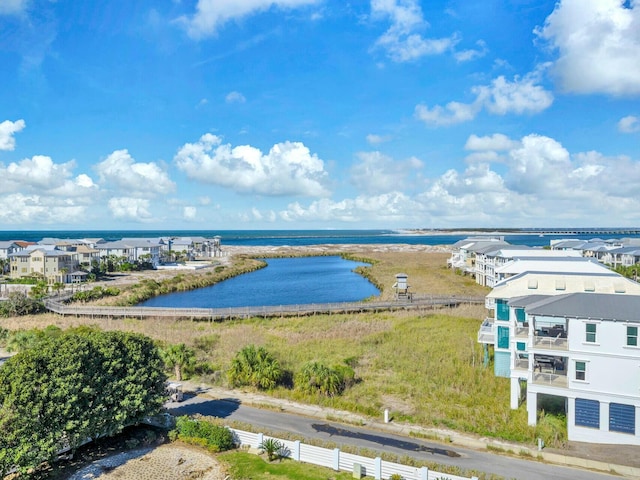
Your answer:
[0,249,564,446]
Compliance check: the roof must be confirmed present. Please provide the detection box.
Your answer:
[0,241,18,249]
[507,294,553,308]
[495,257,609,275]
[526,293,640,323]
[487,271,640,298]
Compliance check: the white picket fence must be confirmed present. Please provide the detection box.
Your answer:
[229,428,477,480]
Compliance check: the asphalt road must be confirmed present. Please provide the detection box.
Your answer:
[165,393,622,480]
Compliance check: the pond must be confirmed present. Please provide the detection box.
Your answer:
[138,256,379,308]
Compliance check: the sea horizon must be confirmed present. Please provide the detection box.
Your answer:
[1,227,640,248]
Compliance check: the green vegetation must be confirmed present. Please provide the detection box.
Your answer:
[169,415,235,452]
[70,285,120,303]
[614,263,640,281]
[259,437,285,461]
[162,343,196,381]
[228,344,283,390]
[295,361,354,396]
[0,291,45,317]
[219,450,354,480]
[0,327,167,477]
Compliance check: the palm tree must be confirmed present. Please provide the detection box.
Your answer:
[227,345,282,390]
[162,343,196,381]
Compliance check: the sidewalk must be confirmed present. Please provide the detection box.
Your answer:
[178,380,640,479]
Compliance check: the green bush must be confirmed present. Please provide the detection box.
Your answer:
[228,345,283,390]
[170,416,236,452]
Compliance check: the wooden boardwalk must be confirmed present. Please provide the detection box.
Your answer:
[44,294,484,321]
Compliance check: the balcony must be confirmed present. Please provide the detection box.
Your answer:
[532,327,568,350]
[514,323,529,338]
[531,355,567,388]
[513,353,529,370]
[477,318,494,344]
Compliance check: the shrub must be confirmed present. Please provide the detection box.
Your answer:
[259,438,284,462]
[227,345,283,390]
[171,416,235,452]
[295,361,355,396]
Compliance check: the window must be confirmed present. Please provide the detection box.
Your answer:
[585,323,597,343]
[627,326,638,347]
[575,361,586,381]
[515,308,526,323]
[497,326,510,349]
[496,299,509,321]
[516,342,526,351]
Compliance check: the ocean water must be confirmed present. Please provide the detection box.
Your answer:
[1,228,638,247]
[139,256,379,308]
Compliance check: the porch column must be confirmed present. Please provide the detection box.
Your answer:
[510,377,520,410]
[527,389,537,426]
[601,402,610,432]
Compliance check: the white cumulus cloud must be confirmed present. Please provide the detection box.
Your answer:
[465,133,520,152]
[178,0,319,39]
[183,206,197,220]
[415,71,553,126]
[174,133,330,197]
[108,197,153,221]
[0,0,28,15]
[0,193,88,225]
[225,91,246,104]
[350,151,422,195]
[371,0,458,62]
[0,119,26,151]
[536,0,640,96]
[618,115,640,133]
[96,149,175,195]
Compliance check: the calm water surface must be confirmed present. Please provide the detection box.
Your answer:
[139,256,379,308]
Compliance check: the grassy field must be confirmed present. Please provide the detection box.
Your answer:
[0,249,566,447]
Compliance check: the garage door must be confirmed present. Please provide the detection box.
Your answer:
[575,398,599,429]
[609,403,635,434]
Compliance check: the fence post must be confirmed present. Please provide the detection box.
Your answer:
[333,448,340,471]
[419,466,429,480]
[374,457,382,480]
[256,432,264,449]
[293,440,300,461]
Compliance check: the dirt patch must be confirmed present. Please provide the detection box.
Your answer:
[66,444,227,480]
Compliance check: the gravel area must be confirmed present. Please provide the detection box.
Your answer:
[66,444,227,480]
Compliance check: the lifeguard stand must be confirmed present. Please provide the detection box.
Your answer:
[393,273,412,301]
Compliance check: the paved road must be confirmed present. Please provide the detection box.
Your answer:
[165,393,622,480]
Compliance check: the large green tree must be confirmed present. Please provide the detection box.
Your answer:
[0,328,167,477]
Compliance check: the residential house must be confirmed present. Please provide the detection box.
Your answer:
[447,236,510,276]
[600,246,640,269]
[474,247,582,287]
[9,245,79,284]
[517,293,640,445]
[478,259,640,382]
[96,239,162,267]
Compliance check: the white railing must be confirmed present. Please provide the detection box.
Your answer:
[228,428,475,480]
[477,318,494,344]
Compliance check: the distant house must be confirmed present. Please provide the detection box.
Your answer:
[9,246,79,284]
[0,241,19,260]
[447,236,509,276]
[96,239,162,267]
[474,246,582,287]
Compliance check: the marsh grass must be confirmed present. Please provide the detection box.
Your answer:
[0,249,566,447]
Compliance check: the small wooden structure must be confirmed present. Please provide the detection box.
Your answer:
[393,273,412,301]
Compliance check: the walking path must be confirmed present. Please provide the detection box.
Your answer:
[176,380,640,479]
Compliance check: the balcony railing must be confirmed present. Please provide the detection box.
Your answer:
[532,334,568,350]
[514,324,529,338]
[532,372,568,388]
[514,355,529,370]
[477,318,494,344]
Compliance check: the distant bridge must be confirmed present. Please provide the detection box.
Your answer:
[44,295,484,321]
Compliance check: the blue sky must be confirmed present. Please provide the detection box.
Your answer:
[1,0,639,230]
